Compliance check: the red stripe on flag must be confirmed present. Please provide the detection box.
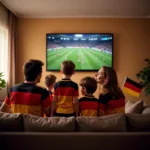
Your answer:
[124,82,142,93]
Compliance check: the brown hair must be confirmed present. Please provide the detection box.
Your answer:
[61,60,75,75]
[80,76,97,94]
[102,66,124,97]
[23,59,44,81]
[45,74,56,87]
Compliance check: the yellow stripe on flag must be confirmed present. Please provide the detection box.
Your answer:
[123,87,140,97]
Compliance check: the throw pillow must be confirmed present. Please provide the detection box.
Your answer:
[125,100,143,114]
[142,106,150,114]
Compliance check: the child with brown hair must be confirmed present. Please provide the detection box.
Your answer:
[78,76,99,117]
[51,60,79,117]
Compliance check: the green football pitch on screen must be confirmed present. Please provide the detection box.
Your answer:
[46,48,112,71]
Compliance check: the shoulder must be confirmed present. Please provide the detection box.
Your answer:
[37,87,49,99]
[99,92,111,98]
[55,80,78,88]
[99,92,112,103]
[99,91,125,103]
[93,97,99,102]
[70,81,78,88]
[55,80,66,86]
[54,80,63,89]
[9,83,25,91]
[79,96,99,102]
[36,86,47,91]
[11,83,23,88]
[34,86,49,96]
[78,97,86,102]
[71,81,78,87]
[55,80,61,84]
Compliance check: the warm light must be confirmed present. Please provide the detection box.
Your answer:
[0,9,8,82]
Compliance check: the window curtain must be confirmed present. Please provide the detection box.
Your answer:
[0,2,17,101]
[0,3,8,101]
[7,11,17,89]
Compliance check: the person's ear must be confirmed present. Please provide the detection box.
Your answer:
[37,73,42,83]
[72,70,75,75]
[38,73,42,78]
[84,87,86,92]
[82,87,86,92]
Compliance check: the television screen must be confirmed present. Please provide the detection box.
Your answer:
[46,33,113,71]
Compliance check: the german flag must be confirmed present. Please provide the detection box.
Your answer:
[122,77,142,97]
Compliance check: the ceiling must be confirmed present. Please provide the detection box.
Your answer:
[1,0,150,18]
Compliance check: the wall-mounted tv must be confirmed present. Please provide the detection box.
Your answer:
[46,33,113,71]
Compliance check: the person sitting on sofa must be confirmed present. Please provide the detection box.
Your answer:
[78,76,99,117]
[51,60,79,117]
[95,66,125,116]
[0,59,51,117]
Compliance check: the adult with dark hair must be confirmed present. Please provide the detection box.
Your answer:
[95,66,125,116]
[0,59,51,117]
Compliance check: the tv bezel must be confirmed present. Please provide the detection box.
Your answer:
[46,33,113,72]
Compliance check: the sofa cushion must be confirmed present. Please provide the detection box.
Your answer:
[23,114,75,132]
[142,107,150,114]
[126,113,150,131]
[77,113,127,132]
[125,100,143,114]
[0,112,23,131]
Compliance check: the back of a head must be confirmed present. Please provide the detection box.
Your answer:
[23,59,44,81]
[45,74,56,87]
[61,60,75,75]
[80,76,97,94]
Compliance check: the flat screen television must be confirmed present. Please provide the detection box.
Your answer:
[46,33,113,71]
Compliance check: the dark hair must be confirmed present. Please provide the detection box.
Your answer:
[79,76,97,94]
[45,74,56,87]
[61,60,75,75]
[102,66,124,97]
[23,59,44,81]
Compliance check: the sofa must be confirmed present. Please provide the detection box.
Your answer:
[0,111,150,150]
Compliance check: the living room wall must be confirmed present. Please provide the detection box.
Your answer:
[16,18,150,104]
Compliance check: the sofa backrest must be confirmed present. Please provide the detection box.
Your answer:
[0,112,150,132]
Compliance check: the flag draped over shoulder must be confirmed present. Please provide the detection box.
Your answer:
[122,77,143,97]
